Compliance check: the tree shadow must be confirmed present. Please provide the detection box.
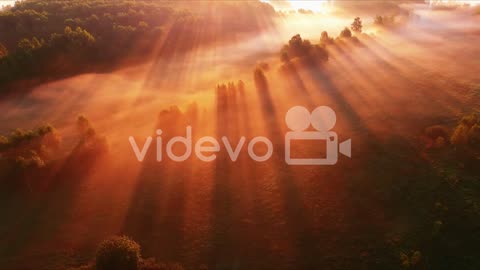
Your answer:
[121,106,197,263]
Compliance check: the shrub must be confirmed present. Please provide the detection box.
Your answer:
[96,236,141,270]
[451,123,469,146]
[0,124,60,168]
[451,113,480,147]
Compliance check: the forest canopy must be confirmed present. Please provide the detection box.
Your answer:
[0,0,276,91]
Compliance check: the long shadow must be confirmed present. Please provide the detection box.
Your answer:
[252,69,323,268]
[0,133,107,268]
[236,82,275,267]
[279,62,316,108]
[299,55,372,137]
[365,39,468,115]
[209,83,237,268]
[122,107,193,263]
[360,35,468,108]
[326,45,394,115]
[333,42,395,100]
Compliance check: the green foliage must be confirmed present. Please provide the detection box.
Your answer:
[17,36,42,51]
[0,25,98,85]
[0,0,277,90]
[400,250,422,269]
[0,124,60,169]
[451,113,480,148]
[96,236,141,270]
[0,124,58,151]
[68,243,186,270]
[0,0,172,88]
[59,26,95,48]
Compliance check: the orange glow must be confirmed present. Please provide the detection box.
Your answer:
[1,1,480,269]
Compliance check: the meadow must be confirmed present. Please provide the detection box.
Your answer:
[0,1,480,270]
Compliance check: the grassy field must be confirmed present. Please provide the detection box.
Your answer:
[1,1,480,270]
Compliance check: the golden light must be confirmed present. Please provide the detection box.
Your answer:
[261,0,331,14]
[428,0,480,6]
[288,0,330,13]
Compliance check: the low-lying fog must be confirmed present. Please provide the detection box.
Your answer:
[2,2,480,269]
[1,2,479,154]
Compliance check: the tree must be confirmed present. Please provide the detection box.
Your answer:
[96,236,141,270]
[17,37,42,51]
[0,43,7,58]
[64,26,96,47]
[374,15,384,25]
[280,34,329,63]
[340,27,352,38]
[351,17,362,33]
[320,31,334,45]
[451,113,480,147]
[254,67,268,92]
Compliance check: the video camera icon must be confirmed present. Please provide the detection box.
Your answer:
[285,106,351,165]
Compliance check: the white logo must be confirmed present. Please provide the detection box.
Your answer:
[285,106,351,165]
[129,105,351,165]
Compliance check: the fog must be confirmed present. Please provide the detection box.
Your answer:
[2,1,480,269]
[1,1,479,145]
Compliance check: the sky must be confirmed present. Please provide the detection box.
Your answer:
[0,0,17,9]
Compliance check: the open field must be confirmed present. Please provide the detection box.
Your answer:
[1,1,480,269]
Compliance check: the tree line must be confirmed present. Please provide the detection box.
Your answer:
[0,0,276,91]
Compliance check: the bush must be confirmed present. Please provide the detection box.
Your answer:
[0,124,60,169]
[451,113,480,147]
[96,236,141,270]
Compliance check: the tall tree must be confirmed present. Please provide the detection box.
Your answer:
[340,27,352,38]
[351,17,362,33]
[320,31,333,45]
